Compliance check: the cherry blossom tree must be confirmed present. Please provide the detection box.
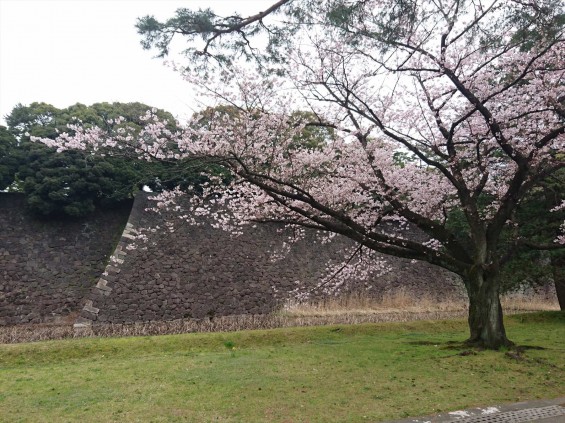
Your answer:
[37,0,565,349]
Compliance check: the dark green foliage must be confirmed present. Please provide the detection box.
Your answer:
[3,102,180,217]
[498,171,565,293]
[136,1,297,75]
[137,9,218,58]
[16,149,139,217]
[443,172,565,295]
[0,126,19,190]
[443,194,564,295]
[506,0,565,51]
[3,101,231,217]
[324,0,419,51]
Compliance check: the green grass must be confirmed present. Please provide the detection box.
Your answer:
[1,312,564,422]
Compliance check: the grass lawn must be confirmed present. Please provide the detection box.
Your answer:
[0,312,563,422]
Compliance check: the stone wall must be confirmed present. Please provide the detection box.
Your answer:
[77,194,462,325]
[0,192,464,327]
[0,193,131,325]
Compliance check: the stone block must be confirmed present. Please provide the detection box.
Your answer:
[81,309,98,321]
[83,301,100,314]
[74,317,92,328]
[106,266,121,274]
[96,279,111,290]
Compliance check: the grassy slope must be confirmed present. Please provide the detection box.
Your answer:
[0,312,563,423]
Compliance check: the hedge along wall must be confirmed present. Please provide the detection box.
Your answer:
[0,193,132,325]
[77,193,462,325]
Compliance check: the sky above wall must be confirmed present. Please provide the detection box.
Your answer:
[0,0,274,126]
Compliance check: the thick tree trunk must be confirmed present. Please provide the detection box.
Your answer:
[552,254,565,311]
[465,269,513,349]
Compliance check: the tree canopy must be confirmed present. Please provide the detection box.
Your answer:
[3,102,188,216]
[0,126,18,190]
[40,0,565,348]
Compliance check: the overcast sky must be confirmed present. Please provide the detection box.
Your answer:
[0,0,274,126]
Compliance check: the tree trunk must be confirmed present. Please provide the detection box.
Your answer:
[465,269,513,349]
[552,254,565,311]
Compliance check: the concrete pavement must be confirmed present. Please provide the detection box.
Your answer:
[385,397,565,422]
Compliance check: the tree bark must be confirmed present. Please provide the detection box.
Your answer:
[465,269,513,349]
[552,254,565,310]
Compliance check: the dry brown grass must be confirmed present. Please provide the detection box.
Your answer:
[280,289,559,317]
[0,290,558,345]
[280,290,466,317]
[500,294,560,312]
[0,311,468,344]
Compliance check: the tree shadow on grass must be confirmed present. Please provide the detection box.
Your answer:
[405,340,547,358]
[405,340,465,349]
[405,340,477,356]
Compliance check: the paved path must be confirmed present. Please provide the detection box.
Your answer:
[385,397,565,422]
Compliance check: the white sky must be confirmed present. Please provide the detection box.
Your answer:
[0,0,274,126]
